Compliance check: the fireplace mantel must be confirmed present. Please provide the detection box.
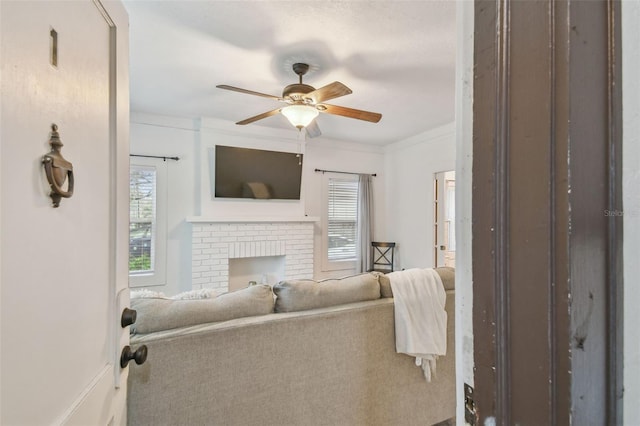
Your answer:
[186,216,319,223]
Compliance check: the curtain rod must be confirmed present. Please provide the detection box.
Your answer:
[130,154,180,161]
[314,168,376,177]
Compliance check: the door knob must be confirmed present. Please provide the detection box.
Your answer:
[121,308,137,328]
[120,345,148,368]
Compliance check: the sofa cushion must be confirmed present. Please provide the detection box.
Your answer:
[375,272,394,298]
[377,267,455,298]
[273,273,381,313]
[435,267,455,290]
[130,284,275,334]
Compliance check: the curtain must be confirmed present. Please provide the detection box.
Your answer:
[356,174,373,273]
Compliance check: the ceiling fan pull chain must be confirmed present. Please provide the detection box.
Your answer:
[297,128,306,165]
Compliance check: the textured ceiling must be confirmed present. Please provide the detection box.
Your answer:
[124,0,457,145]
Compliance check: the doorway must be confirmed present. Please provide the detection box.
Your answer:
[434,170,456,268]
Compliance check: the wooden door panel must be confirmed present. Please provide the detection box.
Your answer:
[471,0,623,424]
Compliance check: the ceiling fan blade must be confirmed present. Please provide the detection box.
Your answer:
[305,120,322,138]
[320,104,382,123]
[216,85,281,101]
[305,82,352,104]
[236,108,281,125]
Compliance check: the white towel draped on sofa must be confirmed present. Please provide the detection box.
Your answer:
[388,268,447,381]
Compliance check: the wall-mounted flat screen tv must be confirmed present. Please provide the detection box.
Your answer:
[214,145,303,200]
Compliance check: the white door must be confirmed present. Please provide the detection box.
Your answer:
[0,1,130,424]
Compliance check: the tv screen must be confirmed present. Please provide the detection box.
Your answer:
[214,145,303,200]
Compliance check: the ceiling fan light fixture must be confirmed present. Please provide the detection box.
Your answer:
[281,104,319,129]
[217,62,381,136]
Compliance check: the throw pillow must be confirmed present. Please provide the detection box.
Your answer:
[130,284,275,334]
[170,288,224,300]
[130,289,167,299]
[273,272,381,313]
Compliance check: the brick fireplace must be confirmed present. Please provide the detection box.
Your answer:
[187,217,318,291]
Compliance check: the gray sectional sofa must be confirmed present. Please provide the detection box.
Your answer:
[127,268,456,426]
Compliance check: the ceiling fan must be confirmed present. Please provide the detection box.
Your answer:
[216,63,382,138]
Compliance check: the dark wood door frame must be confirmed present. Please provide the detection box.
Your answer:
[472,0,623,424]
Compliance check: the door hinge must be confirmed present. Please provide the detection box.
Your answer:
[465,383,478,425]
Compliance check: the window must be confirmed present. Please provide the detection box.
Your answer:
[323,175,358,270]
[129,159,167,287]
[129,165,156,273]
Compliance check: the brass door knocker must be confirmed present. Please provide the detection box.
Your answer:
[42,124,74,207]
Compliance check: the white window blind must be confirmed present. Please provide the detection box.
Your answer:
[129,165,156,273]
[327,178,358,261]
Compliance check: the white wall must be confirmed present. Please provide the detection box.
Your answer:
[130,113,199,295]
[131,114,387,292]
[622,1,640,421]
[384,122,456,270]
